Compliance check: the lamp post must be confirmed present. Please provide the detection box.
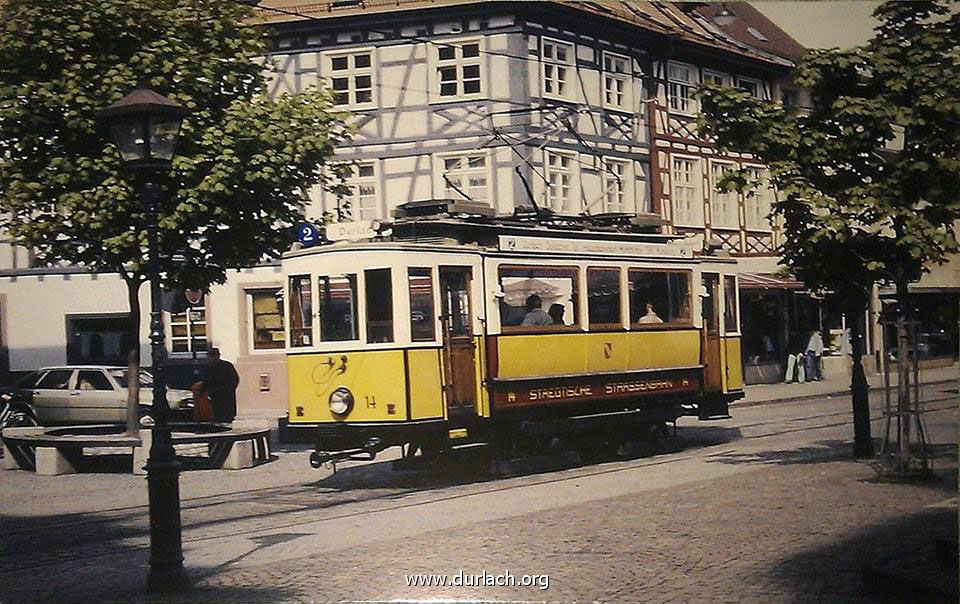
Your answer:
[97,87,190,592]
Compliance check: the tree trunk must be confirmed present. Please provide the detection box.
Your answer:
[849,304,873,457]
[124,277,144,436]
[895,278,911,472]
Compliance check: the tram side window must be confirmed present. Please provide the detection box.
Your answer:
[408,268,436,341]
[498,265,578,331]
[289,275,313,347]
[319,274,358,341]
[587,267,621,329]
[628,270,691,326]
[365,269,394,343]
[724,275,739,334]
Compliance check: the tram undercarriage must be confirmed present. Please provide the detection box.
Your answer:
[305,393,736,469]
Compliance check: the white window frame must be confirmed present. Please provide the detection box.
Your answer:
[541,37,576,101]
[601,50,632,111]
[744,165,775,231]
[671,155,703,226]
[246,288,285,354]
[601,158,632,214]
[709,160,739,229]
[544,149,580,213]
[323,47,376,109]
[702,69,732,87]
[167,302,209,356]
[635,162,651,213]
[667,61,698,115]
[340,161,379,221]
[434,151,493,205]
[429,38,484,102]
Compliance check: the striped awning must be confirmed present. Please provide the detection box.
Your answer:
[739,272,804,290]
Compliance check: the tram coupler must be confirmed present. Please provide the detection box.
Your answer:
[310,437,385,468]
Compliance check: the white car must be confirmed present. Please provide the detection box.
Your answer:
[16,366,194,425]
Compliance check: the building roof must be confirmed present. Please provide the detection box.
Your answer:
[692,2,807,61]
[253,0,799,68]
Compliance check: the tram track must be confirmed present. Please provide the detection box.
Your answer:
[1,394,954,551]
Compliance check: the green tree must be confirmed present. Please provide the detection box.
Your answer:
[697,0,960,459]
[0,0,349,432]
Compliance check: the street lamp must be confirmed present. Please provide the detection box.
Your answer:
[97,87,190,593]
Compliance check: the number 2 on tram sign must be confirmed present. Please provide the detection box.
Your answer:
[297,223,320,246]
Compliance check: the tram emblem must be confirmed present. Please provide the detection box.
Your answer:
[603,342,613,359]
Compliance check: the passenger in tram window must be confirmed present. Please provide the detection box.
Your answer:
[521,294,553,326]
[637,303,663,324]
[548,303,565,325]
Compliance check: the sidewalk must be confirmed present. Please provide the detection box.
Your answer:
[736,363,959,407]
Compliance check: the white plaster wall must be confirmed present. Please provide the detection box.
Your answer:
[0,272,151,371]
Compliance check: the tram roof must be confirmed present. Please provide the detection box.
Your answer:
[283,205,729,261]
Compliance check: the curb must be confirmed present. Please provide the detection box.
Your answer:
[732,378,958,409]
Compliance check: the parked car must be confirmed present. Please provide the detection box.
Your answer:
[8,366,194,425]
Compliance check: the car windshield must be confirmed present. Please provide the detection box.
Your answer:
[107,369,154,388]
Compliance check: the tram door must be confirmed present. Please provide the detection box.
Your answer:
[439,267,477,419]
[701,273,723,392]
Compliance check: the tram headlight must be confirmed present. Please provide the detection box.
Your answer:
[329,387,354,417]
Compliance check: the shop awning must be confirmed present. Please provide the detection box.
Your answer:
[739,272,804,290]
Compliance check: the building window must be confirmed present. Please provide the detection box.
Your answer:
[628,270,692,326]
[737,76,762,98]
[169,304,208,354]
[289,275,313,347]
[710,162,739,228]
[542,38,574,99]
[672,157,702,225]
[436,40,482,98]
[636,163,651,213]
[408,268,436,342]
[328,50,373,107]
[745,167,774,230]
[319,274,358,342]
[602,51,631,110]
[341,162,378,221]
[439,153,489,204]
[249,289,285,351]
[587,267,621,329]
[545,150,577,213]
[602,159,631,214]
[702,70,731,87]
[668,62,697,114]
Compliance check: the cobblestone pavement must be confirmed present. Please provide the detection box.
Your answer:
[1,384,956,603]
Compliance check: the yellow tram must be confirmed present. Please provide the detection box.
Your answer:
[282,202,744,466]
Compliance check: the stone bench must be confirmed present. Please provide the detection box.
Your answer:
[2,422,271,475]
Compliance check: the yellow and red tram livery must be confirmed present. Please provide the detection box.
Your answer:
[283,205,744,466]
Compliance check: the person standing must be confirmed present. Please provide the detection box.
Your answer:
[204,348,239,423]
[805,329,825,381]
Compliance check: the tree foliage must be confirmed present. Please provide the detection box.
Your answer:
[697,0,960,297]
[0,0,350,289]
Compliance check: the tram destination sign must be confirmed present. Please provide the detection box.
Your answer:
[498,235,693,258]
[493,369,701,409]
